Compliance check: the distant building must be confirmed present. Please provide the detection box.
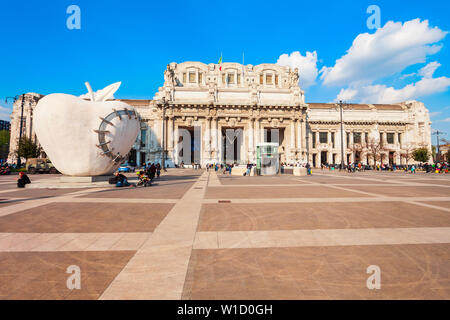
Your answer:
[439,144,449,162]
[0,120,10,131]
[7,93,44,163]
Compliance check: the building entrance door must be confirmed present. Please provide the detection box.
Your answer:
[389,151,395,166]
[222,127,243,164]
[355,151,361,163]
[177,126,201,165]
[321,151,328,165]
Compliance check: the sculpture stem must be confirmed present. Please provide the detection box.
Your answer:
[85,82,95,101]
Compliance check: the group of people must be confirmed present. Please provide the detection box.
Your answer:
[422,162,449,173]
[318,161,449,174]
[111,162,162,188]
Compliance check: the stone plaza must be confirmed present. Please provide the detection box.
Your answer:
[0,169,449,299]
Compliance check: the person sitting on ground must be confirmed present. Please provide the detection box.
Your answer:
[17,171,31,188]
[113,171,132,187]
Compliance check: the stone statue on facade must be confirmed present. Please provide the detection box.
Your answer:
[164,64,176,87]
[289,68,299,87]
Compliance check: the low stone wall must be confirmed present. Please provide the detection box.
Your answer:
[231,166,256,176]
[293,167,308,176]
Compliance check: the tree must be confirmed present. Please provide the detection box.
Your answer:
[412,147,430,163]
[431,145,436,162]
[366,138,386,166]
[15,137,42,162]
[0,130,10,161]
[400,144,415,166]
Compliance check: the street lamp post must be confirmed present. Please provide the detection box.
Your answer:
[305,110,310,165]
[339,100,345,170]
[161,97,167,171]
[432,130,447,163]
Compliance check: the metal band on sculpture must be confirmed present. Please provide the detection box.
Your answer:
[95,109,138,164]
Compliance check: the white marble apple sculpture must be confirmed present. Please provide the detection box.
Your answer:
[34,82,140,176]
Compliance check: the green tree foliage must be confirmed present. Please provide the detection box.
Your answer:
[412,147,430,163]
[15,137,41,161]
[0,130,10,161]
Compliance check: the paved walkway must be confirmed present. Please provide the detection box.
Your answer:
[0,169,449,299]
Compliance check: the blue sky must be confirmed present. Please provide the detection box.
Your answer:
[1,0,449,140]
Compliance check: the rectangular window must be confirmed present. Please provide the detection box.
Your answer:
[387,133,394,144]
[260,74,264,84]
[312,132,316,148]
[266,74,273,84]
[189,72,196,83]
[140,129,147,146]
[237,73,241,84]
[182,73,186,83]
[353,132,361,144]
[365,132,369,145]
[398,133,402,144]
[380,132,383,143]
[331,132,335,148]
[222,73,226,84]
[227,73,234,84]
[346,132,350,146]
[198,73,203,84]
[319,132,328,144]
[275,75,278,85]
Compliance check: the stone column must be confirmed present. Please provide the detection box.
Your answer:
[248,118,254,162]
[301,119,307,154]
[217,122,222,162]
[174,125,179,165]
[349,131,354,163]
[290,120,295,152]
[316,131,320,148]
[205,117,211,163]
[260,123,265,143]
[296,119,301,150]
[255,118,260,147]
[168,117,174,163]
[212,117,218,162]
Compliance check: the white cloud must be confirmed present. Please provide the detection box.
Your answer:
[0,105,12,121]
[337,73,450,103]
[418,61,441,78]
[276,51,319,88]
[320,19,447,87]
[439,117,450,122]
[429,111,442,118]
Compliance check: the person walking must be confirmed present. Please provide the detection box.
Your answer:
[246,162,252,176]
[156,163,161,179]
[149,163,156,181]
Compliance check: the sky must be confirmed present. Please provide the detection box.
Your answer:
[0,0,449,141]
